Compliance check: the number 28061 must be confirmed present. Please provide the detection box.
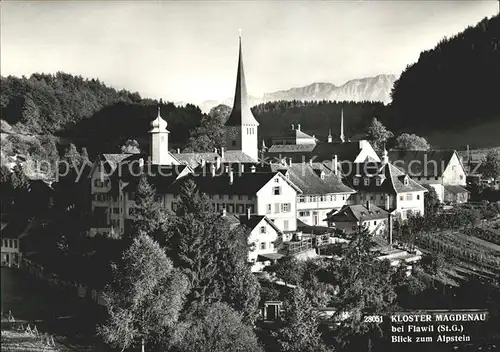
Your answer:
[363,315,383,323]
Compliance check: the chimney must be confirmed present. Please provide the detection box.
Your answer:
[177,148,180,154]
[291,124,295,130]
[210,163,216,177]
[200,158,206,167]
[221,208,227,217]
[309,158,313,166]
[366,200,371,211]
[332,155,338,175]
[247,207,251,220]
[382,146,389,165]
[224,165,229,173]
[327,129,333,143]
[220,147,225,159]
[229,169,234,185]
[214,148,218,153]
[250,165,256,173]
[240,164,245,173]
[388,213,393,245]
[288,157,292,167]
[215,156,221,170]
[297,124,301,131]
[138,158,144,169]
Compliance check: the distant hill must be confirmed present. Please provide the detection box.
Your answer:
[200,74,397,113]
[388,14,500,133]
[263,74,398,104]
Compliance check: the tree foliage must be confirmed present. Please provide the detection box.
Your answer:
[121,139,141,154]
[98,234,189,352]
[365,117,393,151]
[275,286,329,352]
[481,149,500,179]
[172,302,263,352]
[132,174,168,242]
[394,133,430,151]
[390,15,500,132]
[423,184,440,215]
[183,107,226,152]
[165,179,260,322]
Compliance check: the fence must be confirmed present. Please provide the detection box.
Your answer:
[19,257,107,307]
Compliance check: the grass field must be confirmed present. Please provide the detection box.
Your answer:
[1,268,109,351]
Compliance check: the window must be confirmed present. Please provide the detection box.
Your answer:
[404,177,409,186]
[247,195,253,200]
[333,195,336,201]
[374,221,377,225]
[260,226,266,234]
[128,208,135,216]
[113,208,119,214]
[407,194,413,201]
[232,140,236,146]
[435,176,439,180]
[266,204,272,214]
[260,242,266,250]
[370,195,375,200]
[274,178,279,183]
[364,178,370,186]
[299,211,310,217]
[376,178,382,186]
[298,196,305,203]
[229,195,233,200]
[274,203,280,213]
[284,220,289,230]
[227,204,235,213]
[417,194,420,200]
[320,195,325,202]
[273,186,281,195]
[400,195,404,201]
[237,204,244,213]
[238,195,243,200]
[353,178,359,186]
[281,203,291,212]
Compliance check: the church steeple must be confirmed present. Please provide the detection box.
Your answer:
[225,33,259,161]
[225,34,259,127]
[340,108,345,143]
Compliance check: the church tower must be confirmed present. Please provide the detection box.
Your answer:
[150,106,170,165]
[225,34,259,161]
[340,108,345,143]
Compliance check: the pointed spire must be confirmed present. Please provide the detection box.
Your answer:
[340,108,345,143]
[382,144,389,165]
[157,105,161,117]
[225,33,259,127]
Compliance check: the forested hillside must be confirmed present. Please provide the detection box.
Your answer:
[0,73,205,156]
[252,100,385,142]
[389,14,500,133]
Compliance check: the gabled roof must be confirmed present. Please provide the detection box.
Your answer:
[166,171,301,196]
[388,150,457,177]
[266,141,377,164]
[174,150,258,168]
[443,185,469,194]
[267,144,316,154]
[225,36,259,127]
[270,162,355,195]
[341,162,427,194]
[325,204,389,222]
[238,215,283,234]
[275,128,316,141]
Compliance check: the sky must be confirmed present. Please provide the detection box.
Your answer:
[1,1,498,104]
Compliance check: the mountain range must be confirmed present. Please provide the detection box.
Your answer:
[195,74,398,113]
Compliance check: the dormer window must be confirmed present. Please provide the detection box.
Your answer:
[404,177,409,186]
[376,178,382,186]
[320,172,325,180]
[364,178,370,186]
[353,178,359,186]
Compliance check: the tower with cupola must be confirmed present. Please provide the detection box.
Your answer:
[224,34,259,161]
[150,106,171,165]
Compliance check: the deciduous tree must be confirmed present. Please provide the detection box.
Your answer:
[365,117,393,151]
[98,234,189,352]
[481,149,500,180]
[394,133,430,151]
[172,302,263,352]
